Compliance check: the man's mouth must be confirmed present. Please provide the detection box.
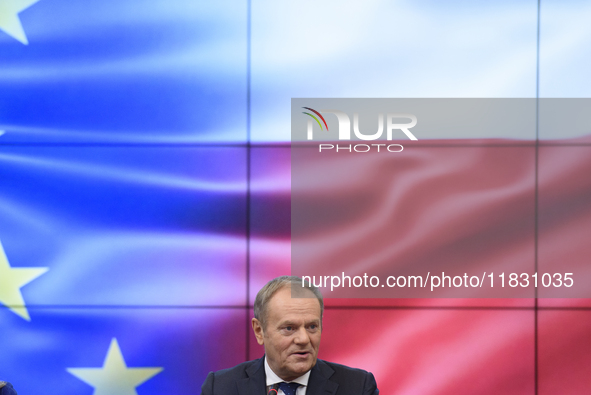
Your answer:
[291,351,311,357]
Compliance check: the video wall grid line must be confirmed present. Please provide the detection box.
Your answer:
[3,305,588,311]
[534,1,541,393]
[1,141,589,149]
[245,0,253,363]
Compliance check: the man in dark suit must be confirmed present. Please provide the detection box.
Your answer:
[0,381,17,395]
[201,276,379,395]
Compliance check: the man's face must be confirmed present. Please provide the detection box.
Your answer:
[252,286,322,382]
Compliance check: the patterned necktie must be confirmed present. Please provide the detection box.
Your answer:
[278,382,300,395]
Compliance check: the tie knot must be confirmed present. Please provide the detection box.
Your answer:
[278,382,300,395]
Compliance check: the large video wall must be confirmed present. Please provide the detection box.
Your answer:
[0,1,589,394]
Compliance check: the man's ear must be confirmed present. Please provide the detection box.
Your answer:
[252,318,265,345]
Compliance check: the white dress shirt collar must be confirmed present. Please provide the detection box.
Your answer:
[264,355,310,389]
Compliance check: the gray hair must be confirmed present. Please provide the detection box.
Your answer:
[253,275,324,330]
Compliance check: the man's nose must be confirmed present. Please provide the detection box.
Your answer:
[293,327,310,345]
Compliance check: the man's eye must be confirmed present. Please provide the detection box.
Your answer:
[285,326,293,331]
[308,324,318,331]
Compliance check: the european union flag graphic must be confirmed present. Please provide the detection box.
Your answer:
[0,0,247,393]
[0,148,248,393]
[0,240,48,321]
[67,338,163,394]
[0,0,40,45]
[0,0,247,143]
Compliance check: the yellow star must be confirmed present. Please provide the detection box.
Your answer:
[0,240,48,321]
[0,0,41,45]
[67,338,164,395]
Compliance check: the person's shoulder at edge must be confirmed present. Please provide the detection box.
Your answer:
[0,381,17,395]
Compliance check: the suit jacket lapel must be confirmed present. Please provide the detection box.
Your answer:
[306,360,338,395]
[237,357,266,395]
